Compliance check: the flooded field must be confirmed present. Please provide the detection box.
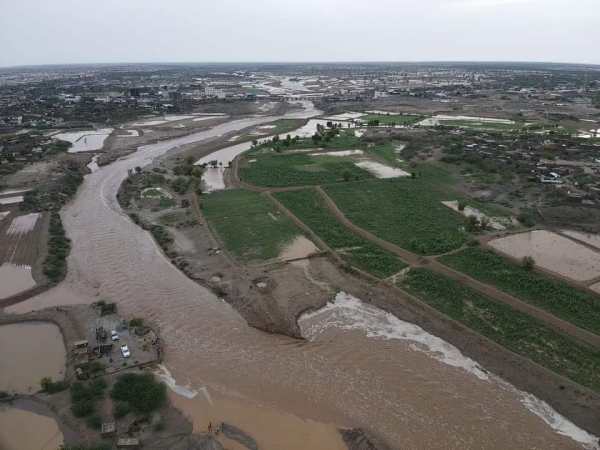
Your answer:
[11,107,599,449]
[488,230,600,281]
[442,200,515,230]
[0,405,63,450]
[53,128,113,153]
[279,236,319,260]
[354,160,410,178]
[0,322,66,393]
[562,230,600,251]
[0,212,43,299]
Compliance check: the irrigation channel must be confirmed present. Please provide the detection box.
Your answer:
[7,103,599,449]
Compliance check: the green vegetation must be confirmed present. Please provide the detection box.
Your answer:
[129,318,144,327]
[43,212,71,282]
[274,190,406,278]
[322,168,468,255]
[40,376,69,394]
[59,444,111,450]
[70,379,107,420]
[113,401,131,419]
[522,255,535,270]
[203,190,304,264]
[151,226,173,249]
[358,113,423,125]
[238,153,373,187]
[397,268,600,391]
[246,133,365,157]
[438,248,600,335]
[111,373,166,414]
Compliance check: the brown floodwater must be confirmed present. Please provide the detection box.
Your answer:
[0,322,66,394]
[0,264,36,300]
[8,110,599,449]
[279,235,319,260]
[0,406,63,450]
[488,230,600,281]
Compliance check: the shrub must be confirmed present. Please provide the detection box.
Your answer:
[86,413,102,429]
[129,318,144,327]
[40,377,69,394]
[153,421,166,431]
[111,373,166,413]
[522,255,535,271]
[458,200,467,211]
[113,402,131,419]
[71,399,95,418]
[89,361,105,374]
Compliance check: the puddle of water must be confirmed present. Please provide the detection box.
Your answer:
[0,322,66,394]
[7,212,40,235]
[166,383,348,450]
[0,263,36,300]
[0,212,10,221]
[4,283,97,314]
[0,196,24,205]
[562,230,600,251]
[0,188,32,196]
[312,150,364,157]
[418,115,515,127]
[488,230,600,281]
[0,405,63,450]
[202,167,226,192]
[131,115,195,126]
[280,236,318,260]
[119,130,140,137]
[54,128,113,153]
[354,160,410,178]
[87,155,99,173]
[441,200,510,231]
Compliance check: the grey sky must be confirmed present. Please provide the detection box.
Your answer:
[1,0,598,67]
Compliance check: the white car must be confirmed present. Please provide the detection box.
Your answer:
[120,345,131,358]
[110,330,119,341]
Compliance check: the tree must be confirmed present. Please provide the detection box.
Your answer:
[522,255,535,270]
[410,172,416,179]
[326,121,333,128]
[342,169,352,181]
[252,139,258,147]
[134,166,142,174]
[186,156,194,165]
[209,159,218,168]
[458,200,467,211]
[111,373,166,413]
[464,215,480,232]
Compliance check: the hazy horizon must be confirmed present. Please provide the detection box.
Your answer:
[1,0,599,67]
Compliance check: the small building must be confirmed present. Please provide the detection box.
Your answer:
[117,438,140,449]
[73,340,89,355]
[101,421,116,438]
[566,193,584,203]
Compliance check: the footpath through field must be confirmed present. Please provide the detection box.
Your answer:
[228,157,600,350]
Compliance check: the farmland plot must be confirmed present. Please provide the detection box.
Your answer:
[439,248,600,336]
[397,268,600,392]
[274,190,407,278]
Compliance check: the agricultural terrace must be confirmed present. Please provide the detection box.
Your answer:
[397,268,600,392]
[322,165,470,255]
[274,190,407,278]
[438,248,600,336]
[438,119,572,133]
[202,189,311,264]
[358,113,423,126]
[238,153,375,188]
[236,118,306,143]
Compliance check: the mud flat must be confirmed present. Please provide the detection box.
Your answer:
[562,230,600,251]
[442,200,515,230]
[0,322,66,393]
[280,236,319,260]
[0,264,36,299]
[488,230,600,281]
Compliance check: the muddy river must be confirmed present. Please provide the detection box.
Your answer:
[6,106,598,449]
[0,322,66,394]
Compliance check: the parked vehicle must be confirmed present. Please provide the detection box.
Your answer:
[121,344,131,358]
[110,330,119,341]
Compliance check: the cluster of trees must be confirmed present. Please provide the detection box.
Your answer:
[43,212,70,282]
[463,215,490,232]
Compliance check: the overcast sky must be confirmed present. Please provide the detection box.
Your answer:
[1,0,598,67]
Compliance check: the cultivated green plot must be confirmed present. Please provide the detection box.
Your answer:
[323,169,468,255]
[274,190,407,278]
[358,114,423,125]
[397,268,600,392]
[202,190,304,264]
[245,134,364,157]
[238,153,374,187]
[438,247,600,336]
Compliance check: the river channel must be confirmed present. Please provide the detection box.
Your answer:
[5,103,598,449]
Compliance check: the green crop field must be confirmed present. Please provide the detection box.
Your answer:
[438,247,600,336]
[397,268,600,392]
[274,190,407,278]
[358,114,423,125]
[238,153,374,187]
[202,190,305,264]
[322,167,468,255]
